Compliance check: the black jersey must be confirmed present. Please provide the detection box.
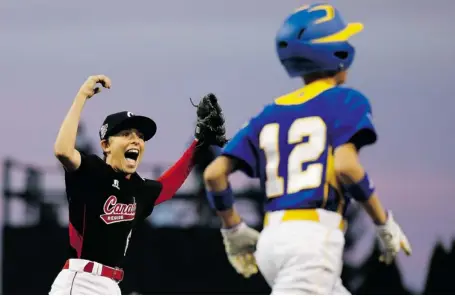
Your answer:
[64,153,162,268]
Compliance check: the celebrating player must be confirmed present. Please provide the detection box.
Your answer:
[203,3,412,294]
[49,75,227,295]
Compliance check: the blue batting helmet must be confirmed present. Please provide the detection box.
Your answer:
[276,3,363,77]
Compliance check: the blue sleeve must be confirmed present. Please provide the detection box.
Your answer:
[332,90,377,150]
[221,121,258,178]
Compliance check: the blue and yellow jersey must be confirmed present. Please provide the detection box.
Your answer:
[222,79,377,216]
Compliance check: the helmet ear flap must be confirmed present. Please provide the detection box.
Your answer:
[334,51,349,71]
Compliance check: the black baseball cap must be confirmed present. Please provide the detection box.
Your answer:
[99,111,157,141]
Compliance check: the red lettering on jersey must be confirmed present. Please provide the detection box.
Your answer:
[100,195,136,224]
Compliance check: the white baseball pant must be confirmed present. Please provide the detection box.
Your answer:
[254,209,350,295]
[49,259,122,295]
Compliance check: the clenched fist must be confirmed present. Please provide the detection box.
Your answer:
[78,75,112,99]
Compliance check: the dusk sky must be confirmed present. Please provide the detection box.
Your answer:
[1,0,455,292]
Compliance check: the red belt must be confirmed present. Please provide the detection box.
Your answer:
[63,259,124,282]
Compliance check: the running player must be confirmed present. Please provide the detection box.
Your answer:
[203,4,411,294]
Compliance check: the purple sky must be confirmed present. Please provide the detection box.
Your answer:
[1,0,455,292]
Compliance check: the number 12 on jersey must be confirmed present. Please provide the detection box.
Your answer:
[259,116,327,198]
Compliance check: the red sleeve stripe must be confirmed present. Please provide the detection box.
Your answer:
[154,140,198,205]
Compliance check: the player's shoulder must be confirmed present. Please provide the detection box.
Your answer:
[143,178,162,188]
[241,90,307,130]
[132,173,157,186]
[334,86,372,109]
[254,103,276,122]
[135,175,163,193]
[81,153,104,164]
[235,103,275,134]
[82,153,111,173]
[66,153,105,176]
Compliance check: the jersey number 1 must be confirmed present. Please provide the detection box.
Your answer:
[259,116,327,198]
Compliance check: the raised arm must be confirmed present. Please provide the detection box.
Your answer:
[154,139,198,205]
[54,75,111,171]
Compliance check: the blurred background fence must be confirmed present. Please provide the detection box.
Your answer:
[1,140,454,295]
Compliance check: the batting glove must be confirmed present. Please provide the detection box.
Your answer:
[220,222,260,278]
[376,210,412,264]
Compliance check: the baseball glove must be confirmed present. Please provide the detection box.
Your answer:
[191,93,228,147]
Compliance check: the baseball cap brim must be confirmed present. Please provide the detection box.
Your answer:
[108,116,157,141]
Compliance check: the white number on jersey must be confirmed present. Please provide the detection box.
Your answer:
[259,116,327,198]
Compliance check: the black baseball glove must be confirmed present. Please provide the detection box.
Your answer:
[191,93,228,147]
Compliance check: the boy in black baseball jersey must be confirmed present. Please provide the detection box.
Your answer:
[49,75,227,295]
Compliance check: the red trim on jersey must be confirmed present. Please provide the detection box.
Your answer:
[69,223,83,258]
[69,204,87,258]
[82,204,87,254]
[154,139,198,205]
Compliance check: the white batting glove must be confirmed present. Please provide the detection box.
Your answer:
[220,222,260,278]
[376,210,412,265]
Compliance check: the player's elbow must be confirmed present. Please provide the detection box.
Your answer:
[203,164,226,189]
[54,144,68,160]
[54,141,74,160]
[334,161,362,181]
[203,157,231,190]
[54,145,81,172]
[333,143,364,182]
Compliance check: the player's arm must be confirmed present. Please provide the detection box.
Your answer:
[332,92,387,224]
[154,93,228,205]
[154,139,198,205]
[203,155,243,227]
[334,142,412,263]
[334,143,387,224]
[203,121,260,277]
[203,121,259,227]
[332,90,411,263]
[203,122,260,278]
[54,75,111,172]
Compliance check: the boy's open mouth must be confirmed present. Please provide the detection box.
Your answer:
[124,148,139,165]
